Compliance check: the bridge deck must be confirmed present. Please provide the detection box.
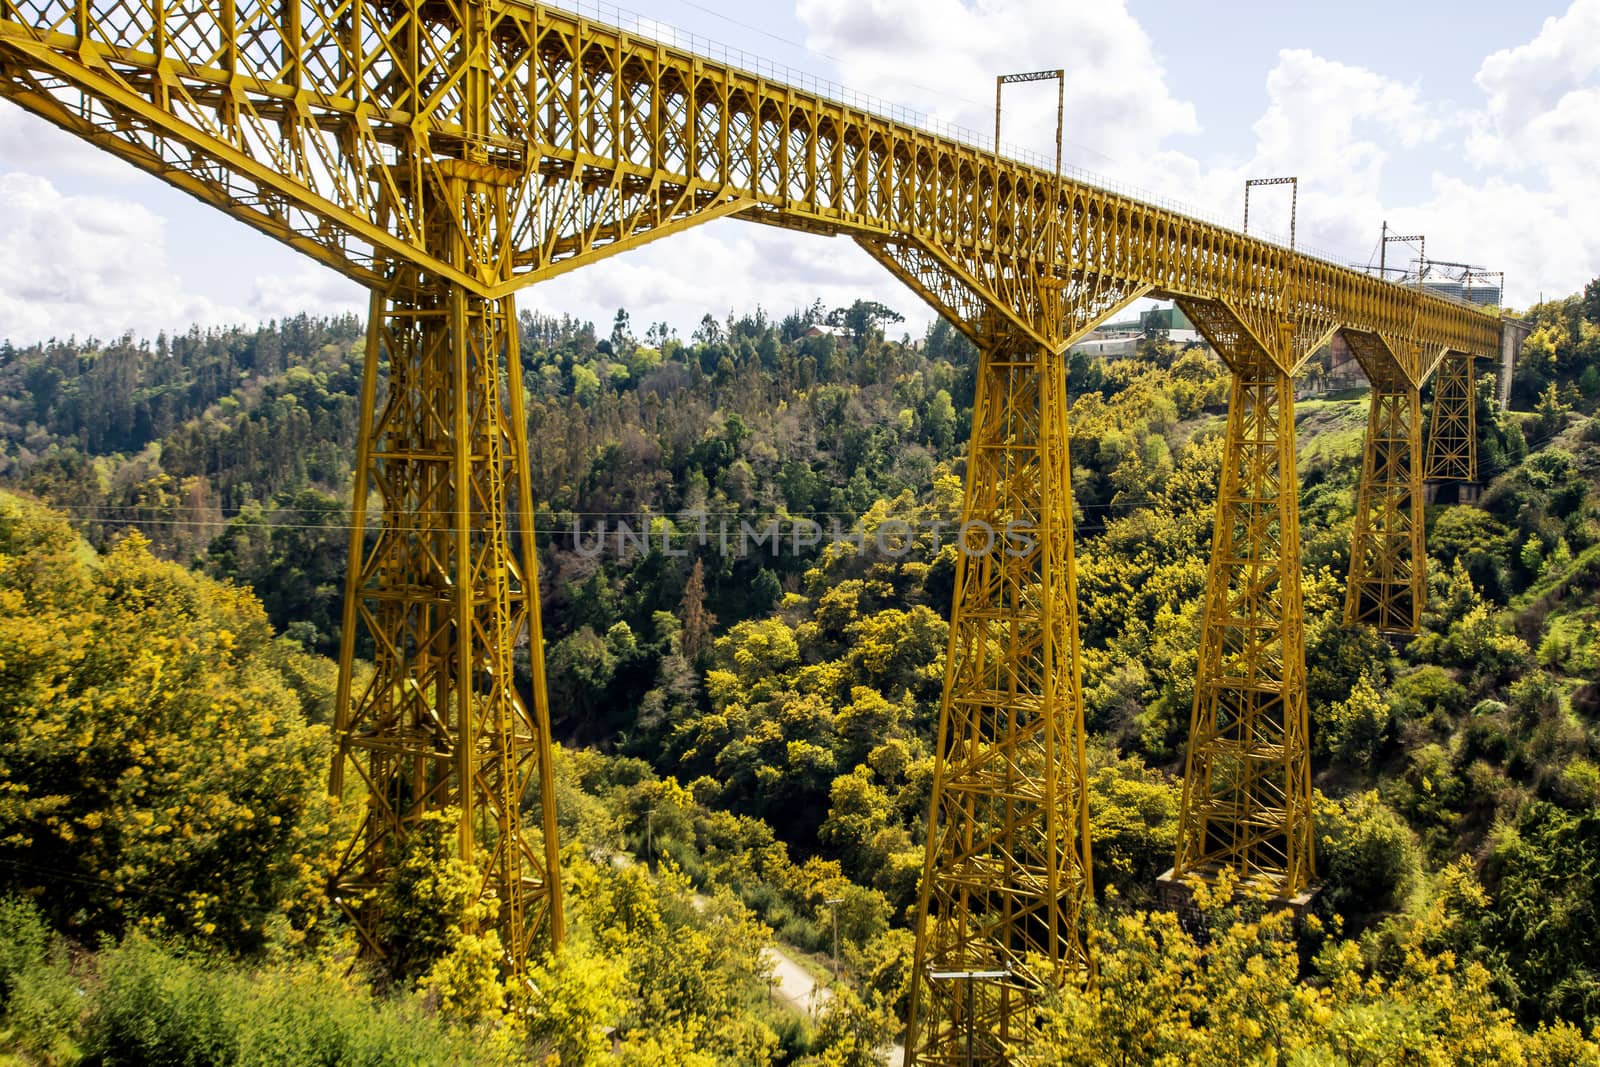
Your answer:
[1,0,1503,363]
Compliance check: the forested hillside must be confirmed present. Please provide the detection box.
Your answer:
[3,279,1600,1064]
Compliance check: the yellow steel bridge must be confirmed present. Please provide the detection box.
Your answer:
[0,1,1510,1062]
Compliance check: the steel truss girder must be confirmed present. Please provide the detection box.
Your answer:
[1341,330,1427,634]
[328,171,563,973]
[1171,299,1317,898]
[1426,352,1478,482]
[856,235,1151,351]
[0,0,1513,360]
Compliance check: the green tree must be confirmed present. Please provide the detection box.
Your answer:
[0,497,338,950]
[924,388,957,450]
[1578,364,1600,400]
[1481,802,1600,1028]
[1318,669,1391,766]
[1315,791,1422,925]
[376,808,493,982]
[1534,382,1569,439]
[547,625,619,737]
[1087,752,1179,904]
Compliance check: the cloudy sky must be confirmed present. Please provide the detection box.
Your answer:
[1,0,1597,344]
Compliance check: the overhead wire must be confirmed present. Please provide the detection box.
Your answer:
[0,496,1184,533]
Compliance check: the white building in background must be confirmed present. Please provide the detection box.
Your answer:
[1070,335,1141,358]
[1417,278,1502,307]
[1066,303,1206,358]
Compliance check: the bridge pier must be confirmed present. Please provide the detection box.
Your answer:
[1426,351,1478,482]
[1155,865,1318,934]
[903,321,1091,1067]
[1425,480,1483,505]
[1169,303,1318,903]
[329,169,563,975]
[1342,332,1425,635]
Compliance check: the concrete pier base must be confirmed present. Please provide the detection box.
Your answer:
[1424,480,1481,505]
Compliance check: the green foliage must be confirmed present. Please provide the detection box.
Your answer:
[1480,802,1600,1028]
[9,278,1600,1058]
[1315,791,1422,925]
[1535,384,1572,440]
[5,903,519,1064]
[87,934,499,1066]
[1390,665,1468,729]
[1086,751,1179,905]
[1430,509,1515,598]
[523,941,627,1066]
[1307,613,1395,714]
[798,984,895,1067]
[0,495,339,951]
[546,623,622,739]
[1457,605,1537,679]
[374,806,514,1028]
[1317,669,1392,766]
[1022,883,1600,1066]
[566,854,784,1063]
[0,896,80,1065]
[205,488,349,656]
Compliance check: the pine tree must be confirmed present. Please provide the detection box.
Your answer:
[677,558,717,662]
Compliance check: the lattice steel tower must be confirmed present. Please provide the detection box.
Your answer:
[1167,311,1326,900]
[0,0,576,971]
[1427,352,1479,483]
[1343,333,1428,635]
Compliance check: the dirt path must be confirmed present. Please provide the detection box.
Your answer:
[762,944,903,1064]
[762,944,833,1016]
[606,848,902,1062]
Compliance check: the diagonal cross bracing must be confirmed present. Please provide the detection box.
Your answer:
[0,0,1508,359]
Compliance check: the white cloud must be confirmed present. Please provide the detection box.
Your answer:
[1128,21,1598,305]
[792,0,1596,306]
[796,0,1197,168]
[1251,50,1440,169]
[0,172,252,342]
[1470,0,1600,168]
[0,170,365,344]
[1408,174,1600,306]
[1129,50,1444,262]
[1517,87,1600,196]
[0,100,135,182]
[1451,0,1600,303]
[1432,1,1600,303]
[247,265,365,324]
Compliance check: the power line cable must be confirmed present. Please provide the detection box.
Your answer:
[0,492,1237,538]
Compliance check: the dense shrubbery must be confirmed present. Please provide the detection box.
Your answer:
[0,493,340,951]
[4,277,1600,1059]
[0,895,501,1066]
[1024,879,1600,1067]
